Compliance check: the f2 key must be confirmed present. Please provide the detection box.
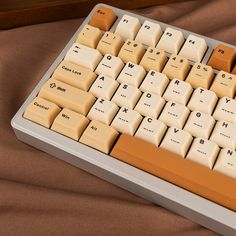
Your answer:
[89,6,116,31]
[208,44,235,72]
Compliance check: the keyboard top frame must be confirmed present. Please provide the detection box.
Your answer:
[11,3,236,234]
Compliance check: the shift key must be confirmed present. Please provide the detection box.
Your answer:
[39,79,96,115]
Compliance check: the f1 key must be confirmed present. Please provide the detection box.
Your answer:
[89,6,116,31]
[208,44,235,72]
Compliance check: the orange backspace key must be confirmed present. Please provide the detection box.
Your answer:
[111,134,236,212]
[89,6,117,31]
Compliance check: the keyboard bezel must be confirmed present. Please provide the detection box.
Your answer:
[11,3,236,235]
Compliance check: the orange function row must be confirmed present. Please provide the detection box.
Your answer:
[88,6,236,73]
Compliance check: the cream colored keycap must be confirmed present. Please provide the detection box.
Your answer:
[187,138,219,169]
[76,24,102,48]
[156,27,184,54]
[135,20,162,47]
[80,120,119,154]
[118,39,145,64]
[140,70,169,96]
[163,79,193,105]
[89,74,119,100]
[214,148,236,179]
[117,61,145,87]
[210,71,236,98]
[111,107,142,135]
[160,127,193,157]
[64,43,102,71]
[87,98,119,125]
[135,91,165,118]
[39,79,95,115]
[115,14,141,40]
[97,32,123,56]
[23,97,61,128]
[135,117,167,146]
[159,101,190,128]
[184,111,215,139]
[51,108,89,140]
[210,120,236,149]
[139,47,167,72]
[187,87,218,114]
[95,54,124,79]
[185,63,214,89]
[179,34,207,62]
[213,97,236,123]
[112,83,141,109]
[162,54,190,80]
[52,61,96,91]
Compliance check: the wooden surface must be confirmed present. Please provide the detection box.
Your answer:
[0,0,187,29]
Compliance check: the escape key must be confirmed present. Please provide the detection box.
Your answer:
[89,6,117,31]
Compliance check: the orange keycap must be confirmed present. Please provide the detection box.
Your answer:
[232,64,236,75]
[111,134,236,211]
[89,6,117,31]
[207,44,235,72]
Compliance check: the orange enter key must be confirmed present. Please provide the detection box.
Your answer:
[111,133,236,212]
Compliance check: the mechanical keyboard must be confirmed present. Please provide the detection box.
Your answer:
[11,4,236,235]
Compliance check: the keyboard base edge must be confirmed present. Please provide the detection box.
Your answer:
[11,117,236,236]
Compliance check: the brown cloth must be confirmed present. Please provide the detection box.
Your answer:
[0,0,235,235]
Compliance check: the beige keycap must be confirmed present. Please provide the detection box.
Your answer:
[160,127,193,157]
[179,34,207,62]
[112,83,141,109]
[51,108,89,140]
[64,43,102,71]
[135,117,167,146]
[185,63,214,89]
[89,74,119,100]
[52,60,96,91]
[140,70,169,96]
[80,120,119,154]
[118,39,145,64]
[187,87,218,114]
[87,98,119,125]
[111,107,142,135]
[97,31,123,56]
[76,24,102,48]
[214,148,236,179]
[135,91,165,118]
[95,54,124,79]
[115,14,141,40]
[39,79,95,115]
[210,120,236,149]
[135,20,162,47]
[159,101,190,128]
[140,47,167,72]
[187,138,219,169]
[163,79,193,105]
[24,97,61,128]
[184,111,215,139]
[210,71,236,98]
[156,27,184,54]
[162,54,190,80]
[213,97,236,123]
[117,61,146,87]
